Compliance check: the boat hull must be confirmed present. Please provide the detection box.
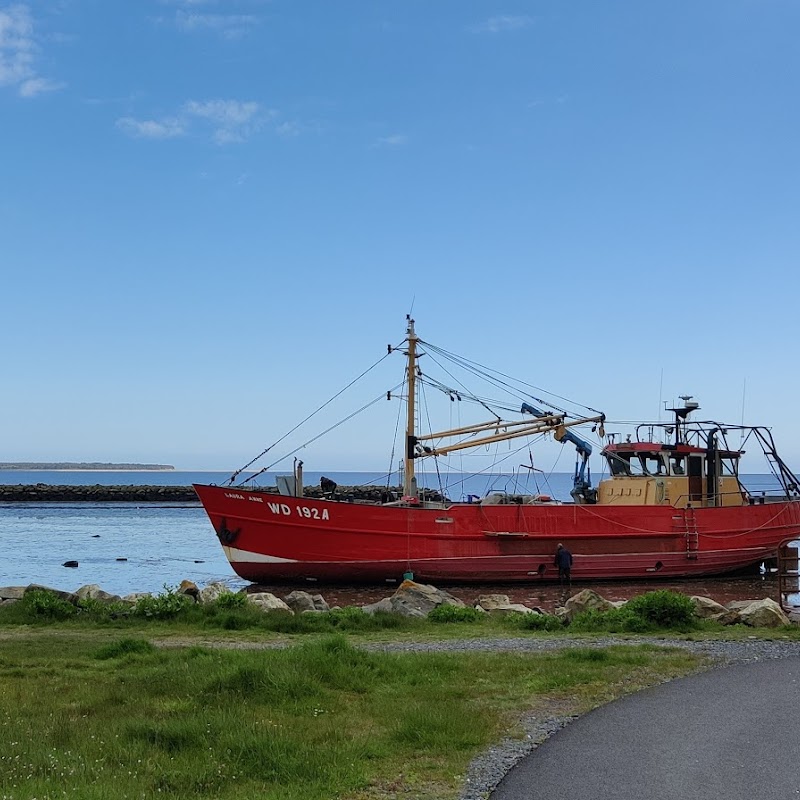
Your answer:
[194,484,800,584]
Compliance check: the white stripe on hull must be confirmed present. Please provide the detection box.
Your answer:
[223,546,299,564]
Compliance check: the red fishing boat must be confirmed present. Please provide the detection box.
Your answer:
[194,318,800,583]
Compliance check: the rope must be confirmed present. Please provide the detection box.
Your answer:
[227,350,393,485]
[420,340,603,417]
[239,386,401,485]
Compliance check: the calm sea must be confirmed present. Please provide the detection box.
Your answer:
[0,470,789,603]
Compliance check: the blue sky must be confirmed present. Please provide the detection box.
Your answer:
[3,0,800,473]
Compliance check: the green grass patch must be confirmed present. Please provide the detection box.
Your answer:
[0,632,701,800]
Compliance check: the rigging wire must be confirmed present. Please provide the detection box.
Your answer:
[239,384,403,485]
[385,370,406,492]
[417,374,521,415]
[227,349,394,485]
[421,350,503,421]
[419,375,445,497]
[420,339,603,417]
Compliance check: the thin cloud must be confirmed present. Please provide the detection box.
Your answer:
[19,76,63,97]
[374,134,408,147]
[175,11,258,39]
[116,116,186,139]
[0,3,63,97]
[276,120,301,137]
[117,99,285,145]
[470,15,534,34]
[184,99,266,143]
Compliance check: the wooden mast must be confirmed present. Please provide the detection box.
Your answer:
[404,315,418,498]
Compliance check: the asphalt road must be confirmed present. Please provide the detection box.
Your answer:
[492,657,800,800]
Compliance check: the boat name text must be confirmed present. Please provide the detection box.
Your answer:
[267,502,330,521]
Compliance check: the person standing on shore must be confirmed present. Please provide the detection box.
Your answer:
[554,543,573,589]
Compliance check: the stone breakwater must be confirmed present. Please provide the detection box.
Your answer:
[0,484,441,503]
[0,484,201,502]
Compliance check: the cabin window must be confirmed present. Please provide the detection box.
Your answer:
[607,453,645,476]
[720,458,738,476]
[670,457,685,476]
[642,454,666,476]
[608,455,629,476]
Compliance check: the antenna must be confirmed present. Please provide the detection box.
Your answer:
[740,378,746,442]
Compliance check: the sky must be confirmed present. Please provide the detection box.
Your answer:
[3,0,800,474]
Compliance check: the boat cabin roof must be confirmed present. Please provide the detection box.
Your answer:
[603,442,742,458]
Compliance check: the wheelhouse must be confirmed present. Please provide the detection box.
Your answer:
[599,441,746,508]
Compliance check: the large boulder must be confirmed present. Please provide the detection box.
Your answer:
[283,590,327,613]
[476,594,540,615]
[0,587,26,601]
[25,585,77,605]
[362,597,393,615]
[691,595,740,625]
[246,592,293,614]
[75,584,123,603]
[726,600,761,612]
[738,598,790,628]
[197,582,235,605]
[389,580,466,618]
[561,589,615,622]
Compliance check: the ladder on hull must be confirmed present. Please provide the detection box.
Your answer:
[684,506,699,560]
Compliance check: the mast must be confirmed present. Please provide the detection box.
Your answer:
[404,315,418,498]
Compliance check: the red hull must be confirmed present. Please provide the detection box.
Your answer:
[193,484,800,584]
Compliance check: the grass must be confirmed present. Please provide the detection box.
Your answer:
[2,586,799,649]
[0,632,702,800]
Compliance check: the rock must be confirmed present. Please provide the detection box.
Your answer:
[690,595,740,625]
[726,600,761,612]
[246,592,293,613]
[362,597,393,615]
[311,593,330,612]
[0,599,19,606]
[284,590,318,613]
[123,592,152,604]
[387,580,466,618]
[25,584,78,605]
[476,594,540,614]
[738,598,790,628]
[75,584,122,603]
[178,580,199,600]
[197,582,233,605]
[561,589,615,622]
[0,587,26,601]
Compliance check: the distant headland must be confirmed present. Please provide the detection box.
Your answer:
[0,462,175,471]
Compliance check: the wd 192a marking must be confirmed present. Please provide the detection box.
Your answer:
[267,502,329,520]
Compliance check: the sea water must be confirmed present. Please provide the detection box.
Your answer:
[0,470,561,596]
[0,471,787,597]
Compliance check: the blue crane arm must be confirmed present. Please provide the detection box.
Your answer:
[521,402,596,500]
[520,402,591,452]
